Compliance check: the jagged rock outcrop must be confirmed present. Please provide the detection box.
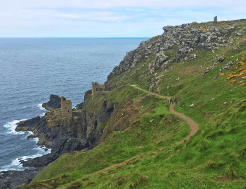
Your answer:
[148,74,165,92]
[219,61,235,73]
[211,55,225,69]
[75,102,83,109]
[106,40,152,82]
[42,94,64,111]
[106,23,239,84]
[149,51,168,74]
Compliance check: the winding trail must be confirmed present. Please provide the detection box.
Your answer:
[90,85,199,176]
[131,85,199,145]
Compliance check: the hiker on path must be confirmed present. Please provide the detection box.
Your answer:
[170,98,173,104]
[175,99,178,104]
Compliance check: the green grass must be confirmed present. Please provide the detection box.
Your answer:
[27,90,190,188]
[21,21,246,189]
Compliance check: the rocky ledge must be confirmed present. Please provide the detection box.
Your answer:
[42,94,63,111]
[0,168,43,189]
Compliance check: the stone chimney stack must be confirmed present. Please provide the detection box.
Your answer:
[214,16,217,23]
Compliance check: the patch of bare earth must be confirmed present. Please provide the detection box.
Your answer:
[179,65,202,77]
[213,175,244,183]
[90,153,143,176]
[100,100,141,142]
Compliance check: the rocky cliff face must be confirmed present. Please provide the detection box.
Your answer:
[7,20,246,188]
[15,95,114,168]
[106,22,246,86]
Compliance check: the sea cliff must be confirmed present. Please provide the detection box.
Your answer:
[1,19,246,188]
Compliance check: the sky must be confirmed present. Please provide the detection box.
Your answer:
[0,0,245,38]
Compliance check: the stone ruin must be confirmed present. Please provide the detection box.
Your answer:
[91,82,108,99]
[46,96,72,127]
[61,96,72,118]
[214,16,217,23]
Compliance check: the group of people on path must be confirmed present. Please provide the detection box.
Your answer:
[170,98,178,104]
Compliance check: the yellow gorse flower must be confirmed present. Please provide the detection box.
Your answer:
[223,54,246,87]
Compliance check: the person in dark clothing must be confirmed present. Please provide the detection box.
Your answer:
[170,98,173,104]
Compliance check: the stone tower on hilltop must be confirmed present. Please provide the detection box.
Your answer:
[214,16,217,23]
[61,96,72,118]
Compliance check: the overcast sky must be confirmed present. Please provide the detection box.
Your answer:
[0,0,245,37]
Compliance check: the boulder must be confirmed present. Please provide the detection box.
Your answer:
[149,51,168,71]
[204,68,210,76]
[190,54,197,61]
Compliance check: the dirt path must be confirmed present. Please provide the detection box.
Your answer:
[91,155,142,176]
[90,85,199,176]
[131,85,199,145]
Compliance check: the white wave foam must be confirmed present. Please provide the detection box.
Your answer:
[3,119,27,135]
[28,131,34,135]
[38,103,47,117]
[37,103,46,111]
[30,136,51,154]
[25,134,52,154]
[0,158,25,172]
[18,149,51,162]
[32,137,39,143]
[40,113,45,117]
[0,141,51,172]
[2,118,52,172]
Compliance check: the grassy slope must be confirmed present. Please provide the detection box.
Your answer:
[21,21,246,189]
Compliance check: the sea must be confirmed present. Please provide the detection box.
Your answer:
[0,37,149,172]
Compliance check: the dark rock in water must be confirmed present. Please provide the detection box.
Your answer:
[17,116,41,128]
[16,116,52,147]
[75,102,83,109]
[15,115,94,168]
[42,94,64,111]
[12,92,114,187]
[27,134,38,139]
[0,167,43,189]
[19,138,89,168]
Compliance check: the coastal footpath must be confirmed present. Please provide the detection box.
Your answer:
[1,19,246,188]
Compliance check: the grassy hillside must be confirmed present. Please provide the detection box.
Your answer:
[20,21,246,189]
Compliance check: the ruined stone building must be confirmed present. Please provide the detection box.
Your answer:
[61,96,72,118]
[46,96,72,127]
[92,82,108,99]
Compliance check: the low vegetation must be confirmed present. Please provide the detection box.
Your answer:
[20,21,246,189]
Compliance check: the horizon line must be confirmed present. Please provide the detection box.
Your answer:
[0,37,151,39]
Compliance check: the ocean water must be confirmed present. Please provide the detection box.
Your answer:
[0,38,148,172]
